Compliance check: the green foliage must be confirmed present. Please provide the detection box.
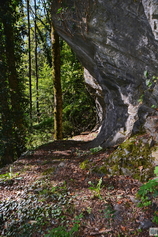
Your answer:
[138,71,158,109]
[26,127,53,149]
[62,121,74,137]
[144,70,149,78]
[154,166,158,176]
[45,222,78,237]
[145,79,152,88]
[57,7,63,14]
[45,214,82,237]
[0,179,77,237]
[137,179,157,207]
[45,225,78,237]
[0,168,19,181]
[61,42,96,135]
[88,177,103,198]
[89,146,102,154]
[79,160,89,169]
[56,7,68,14]
[0,0,96,163]
[137,167,158,224]
[25,37,96,148]
[33,117,54,130]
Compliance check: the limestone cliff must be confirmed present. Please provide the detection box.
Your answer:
[51,0,158,147]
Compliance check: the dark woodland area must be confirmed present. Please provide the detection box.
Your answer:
[0,0,158,236]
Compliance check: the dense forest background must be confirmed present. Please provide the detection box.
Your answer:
[1,1,158,236]
[0,0,96,167]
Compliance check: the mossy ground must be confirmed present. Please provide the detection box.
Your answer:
[92,135,156,182]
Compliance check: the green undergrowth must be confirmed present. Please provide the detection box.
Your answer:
[79,146,103,169]
[45,214,83,237]
[88,177,103,199]
[0,179,81,237]
[0,166,19,181]
[26,128,54,150]
[137,166,158,224]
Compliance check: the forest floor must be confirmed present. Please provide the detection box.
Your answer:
[0,132,158,237]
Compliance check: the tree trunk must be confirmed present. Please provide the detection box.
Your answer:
[3,20,26,156]
[0,63,14,165]
[34,0,40,121]
[27,0,32,124]
[51,25,63,140]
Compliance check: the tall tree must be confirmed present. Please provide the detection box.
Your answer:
[27,0,32,123]
[34,0,40,121]
[33,0,63,139]
[40,0,63,140]
[0,0,26,165]
[0,44,14,164]
[51,25,63,140]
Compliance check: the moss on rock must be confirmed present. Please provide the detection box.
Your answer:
[93,136,156,182]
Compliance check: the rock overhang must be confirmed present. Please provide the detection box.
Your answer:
[51,0,158,147]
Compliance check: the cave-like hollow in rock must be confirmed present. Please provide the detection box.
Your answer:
[51,0,158,148]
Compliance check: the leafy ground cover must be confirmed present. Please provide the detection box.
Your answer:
[0,133,158,237]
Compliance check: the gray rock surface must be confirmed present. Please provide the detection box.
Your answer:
[143,0,158,40]
[51,0,158,147]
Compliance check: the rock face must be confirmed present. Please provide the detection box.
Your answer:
[51,0,158,147]
[143,0,158,40]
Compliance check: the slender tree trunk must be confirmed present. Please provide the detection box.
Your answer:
[36,24,52,67]
[51,25,63,140]
[27,0,32,124]
[34,0,40,121]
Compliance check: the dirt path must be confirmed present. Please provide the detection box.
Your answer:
[0,134,157,236]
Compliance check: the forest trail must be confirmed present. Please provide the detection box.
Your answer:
[0,133,157,236]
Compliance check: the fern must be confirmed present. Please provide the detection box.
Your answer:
[137,167,158,224]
